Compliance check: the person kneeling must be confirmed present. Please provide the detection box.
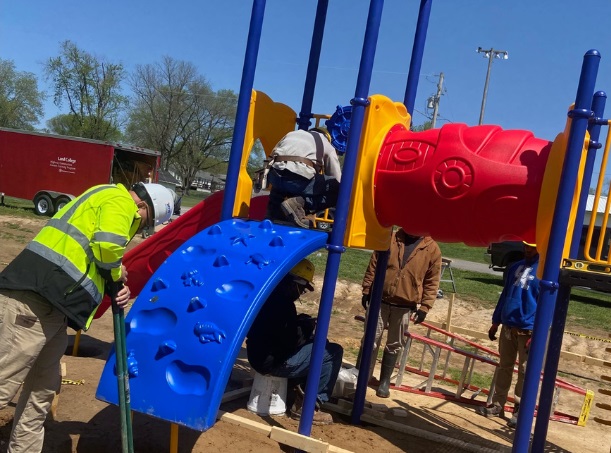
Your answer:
[246,259,343,424]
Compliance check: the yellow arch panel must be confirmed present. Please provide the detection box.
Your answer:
[536,110,588,277]
[344,94,411,250]
[233,90,297,218]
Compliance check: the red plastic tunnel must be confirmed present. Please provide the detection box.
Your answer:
[374,124,552,246]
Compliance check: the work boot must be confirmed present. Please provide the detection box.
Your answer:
[508,403,520,428]
[476,403,504,418]
[289,385,333,425]
[376,351,398,398]
[355,348,379,386]
[266,190,287,222]
[280,197,311,229]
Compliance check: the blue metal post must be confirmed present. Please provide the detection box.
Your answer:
[531,90,607,451]
[570,91,607,257]
[513,49,600,452]
[297,0,329,131]
[221,0,266,220]
[403,0,433,115]
[297,0,385,437]
[351,250,388,424]
[351,0,434,425]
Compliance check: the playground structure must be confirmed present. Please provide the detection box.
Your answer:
[93,1,610,452]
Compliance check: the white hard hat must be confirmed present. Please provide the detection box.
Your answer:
[132,182,174,227]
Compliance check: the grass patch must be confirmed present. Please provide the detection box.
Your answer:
[566,291,611,331]
[438,242,489,264]
[177,190,213,208]
[0,197,37,219]
[446,367,494,390]
[307,248,371,283]
[308,248,611,333]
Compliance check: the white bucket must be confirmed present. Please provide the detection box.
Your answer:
[247,372,288,416]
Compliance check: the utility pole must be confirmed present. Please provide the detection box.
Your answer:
[429,72,444,128]
[476,47,508,125]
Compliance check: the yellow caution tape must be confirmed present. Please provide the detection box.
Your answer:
[564,330,611,343]
[61,379,85,385]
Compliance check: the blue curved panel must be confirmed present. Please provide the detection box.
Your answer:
[96,219,328,431]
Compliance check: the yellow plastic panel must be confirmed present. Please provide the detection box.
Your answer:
[344,94,410,250]
[233,90,296,218]
[536,111,588,277]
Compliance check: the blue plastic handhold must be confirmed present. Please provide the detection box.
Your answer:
[156,340,177,359]
[181,270,204,287]
[208,224,223,235]
[230,234,254,246]
[268,236,285,247]
[187,296,207,312]
[194,322,226,344]
[151,278,169,292]
[127,350,139,377]
[246,253,270,269]
[259,219,274,230]
[213,255,230,267]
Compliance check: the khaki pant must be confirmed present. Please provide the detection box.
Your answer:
[0,290,67,453]
[492,325,531,407]
[361,302,411,378]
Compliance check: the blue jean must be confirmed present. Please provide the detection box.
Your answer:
[267,168,340,213]
[268,341,343,403]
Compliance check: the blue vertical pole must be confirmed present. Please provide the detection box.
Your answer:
[351,0,434,426]
[351,251,388,424]
[403,0,433,115]
[221,0,266,220]
[297,0,329,131]
[570,91,607,257]
[512,49,600,452]
[297,0,385,437]
[531,90,607,451]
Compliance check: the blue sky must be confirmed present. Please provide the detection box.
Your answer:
[2,0,611,147]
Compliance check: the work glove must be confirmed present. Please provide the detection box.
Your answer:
[488,324,499,341]
[296,314,317,346]
[412,309,427,325]
[361,294,370,310]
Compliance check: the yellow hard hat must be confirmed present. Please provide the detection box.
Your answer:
[289,259,315,290]
[310,126,331,143]
[523,241,537,247]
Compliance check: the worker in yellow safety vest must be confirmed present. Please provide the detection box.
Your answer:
[0,182,174,453]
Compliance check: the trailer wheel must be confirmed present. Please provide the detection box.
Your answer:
[54,196,71,213]
[34,194,55,217]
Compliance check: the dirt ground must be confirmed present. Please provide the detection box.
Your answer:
[0,214,610,453]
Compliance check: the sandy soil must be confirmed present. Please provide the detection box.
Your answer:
[0,214,610,453]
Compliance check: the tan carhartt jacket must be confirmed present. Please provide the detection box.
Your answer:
[362,229,442,312]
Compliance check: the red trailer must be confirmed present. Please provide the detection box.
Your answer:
[0,128,161,216]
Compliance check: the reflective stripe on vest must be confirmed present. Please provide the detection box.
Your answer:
[26,184,126,303]
[25,241,102,302]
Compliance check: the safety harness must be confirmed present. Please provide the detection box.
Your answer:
[258,131,325,190]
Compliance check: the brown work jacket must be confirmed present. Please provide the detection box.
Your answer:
[362,230,442,312]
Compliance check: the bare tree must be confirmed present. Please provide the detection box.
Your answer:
[126,57,237,190]
[44,40,127,140]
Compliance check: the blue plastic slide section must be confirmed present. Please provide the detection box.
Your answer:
[96,219,328,431]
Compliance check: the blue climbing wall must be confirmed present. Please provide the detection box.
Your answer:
[96,219,328,431]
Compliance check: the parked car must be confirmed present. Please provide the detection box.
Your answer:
[486,225,611,282]
[485,241,525,282]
